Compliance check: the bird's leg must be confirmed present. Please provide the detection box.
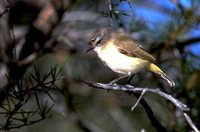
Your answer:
[127,74,135,84]
[109,74,130,84]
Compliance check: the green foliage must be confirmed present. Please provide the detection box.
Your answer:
[0,65,62,130]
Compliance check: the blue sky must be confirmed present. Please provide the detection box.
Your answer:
[115,0,200,56]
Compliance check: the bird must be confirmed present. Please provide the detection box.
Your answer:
[88,28,175,87]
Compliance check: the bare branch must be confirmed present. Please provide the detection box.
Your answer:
[133,92,167,132]
[0,8,8,17]
[0,0,9,17]
[82,81,200,131]
[151,37,200,53]
[84,82,189,111]
[176,37,200,52]
[131,88,146,111]
[183,113,199,132]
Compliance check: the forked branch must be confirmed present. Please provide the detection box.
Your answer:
[83,81,199,132]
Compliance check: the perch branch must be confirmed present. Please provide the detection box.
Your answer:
[183,113,199,132]
[83,81,199,132]
[82,80,167,131]
[85,82,189,111]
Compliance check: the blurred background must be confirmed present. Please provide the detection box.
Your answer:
[0,0,200,131]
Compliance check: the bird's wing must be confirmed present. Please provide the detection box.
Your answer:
[114,36,157,64]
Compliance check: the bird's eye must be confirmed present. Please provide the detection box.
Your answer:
[89,37,95,45]
[89,31,104,47]
[95,34,103,44]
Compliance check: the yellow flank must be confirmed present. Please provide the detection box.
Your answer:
[147,63,163,75]
[147,63,175,87]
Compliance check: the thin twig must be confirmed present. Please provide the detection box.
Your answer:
[131,89,146,111]
[183,113,199,132]
[4,0,17,60]
[0,8,8,17]
[0,0,9,17]
[133,92,167,132]
[108,0,113,27]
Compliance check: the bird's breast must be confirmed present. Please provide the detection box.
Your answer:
[94,42,149,74]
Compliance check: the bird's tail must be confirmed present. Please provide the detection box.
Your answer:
[147,63,175,87]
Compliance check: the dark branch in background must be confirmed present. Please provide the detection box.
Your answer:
[0,0,16,60]
[0,0,9,17]
[82,81,199,132]
[133,92,167,132]
[1,0,98,131]
[6,0,76,80]
[5,0,17,60]
[0,8,7,17]
[0,2,74,130]
[151,37,200,53]
[176,37,200,53]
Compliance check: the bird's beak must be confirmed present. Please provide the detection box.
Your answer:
[86,47,94,52]
[87,40,94,52]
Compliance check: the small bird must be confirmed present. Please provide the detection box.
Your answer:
[88,28,175,87]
